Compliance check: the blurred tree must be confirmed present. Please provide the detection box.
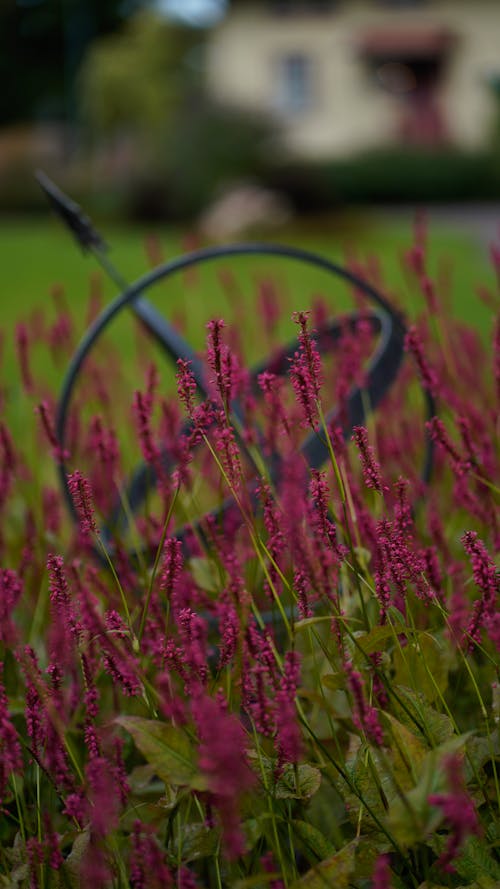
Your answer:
[79,11,193,141]
[78,8,275,220]
[0,0,130,125]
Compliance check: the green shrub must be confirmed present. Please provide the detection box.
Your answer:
[264,149,500,211]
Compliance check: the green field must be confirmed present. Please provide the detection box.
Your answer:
[1,212,495,372]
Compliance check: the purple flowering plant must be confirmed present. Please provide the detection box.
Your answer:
[0,219,499,889]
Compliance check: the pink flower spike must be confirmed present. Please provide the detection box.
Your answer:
[160,537,183,601]
[289,311,323,429]
[0,569,22,646]
[0,422,16,474]
[36,401,70,463]
[192,692,254,859]
[292,311,323,400]
[462,531,499,649]
[371,853,393,889]
[68,470,98,538]
[130,821,173,888]
[176,358,197,418]
[206,318,235,407]
[352,426,386,494]
[420,275,439,313]
[132,389,161,467]
[426,417,471,478]
[0,663,23,807]
[404,326,439,396]
[345,659,384,746]
[494,314,500,402]
[428,753,480,872]
[276,651,303,768]
[15,323,34,393]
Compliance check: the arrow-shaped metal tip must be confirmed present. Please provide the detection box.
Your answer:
[35,169,107,254]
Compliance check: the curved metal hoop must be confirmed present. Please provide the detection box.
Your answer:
[56,242,435,555]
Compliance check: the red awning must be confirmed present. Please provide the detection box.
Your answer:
[359,27,455,59]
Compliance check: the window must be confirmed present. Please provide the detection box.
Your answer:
[276,53,313,113]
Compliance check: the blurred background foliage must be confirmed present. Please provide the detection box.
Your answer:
[0,1,275,219]
[0,0,124,124]
[2,0,500,222]
[79,12,194,150]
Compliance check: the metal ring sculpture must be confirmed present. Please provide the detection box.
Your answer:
[56,245,435,555]
[36,173,435,560]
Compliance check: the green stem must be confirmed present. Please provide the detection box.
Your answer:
[95,534,134,641]
[138,485,179,644]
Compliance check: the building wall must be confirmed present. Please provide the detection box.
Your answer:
[205,1,500,159]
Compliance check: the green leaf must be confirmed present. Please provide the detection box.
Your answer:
[465,730,500,782]
[387,733,472,846]
[430,834,500,883]
[168,822,219,863]
[290,839,358,889]
[337,747,392,831]
[387,606,407,627]
[276,763,322,800]
[188,557,221,593]
[233,874,283,889]
[391,686,454,746]
[116,716,205,789]
[249,752,321,800]
[392,633,448,702]
[417,883,450,888]
[352,625,399,658]
[241,817,265,851]
[292,820,336,862]
[1,833,29,888]
[61,829,91,889]
[128,763,166,799]
[382,713,428,789]
[419,883,497,889]
[354,546,372,567]
[354,836,391,880]
[295,616,336,632]
[321,673,345,692]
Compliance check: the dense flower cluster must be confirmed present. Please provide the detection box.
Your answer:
[0,224,498,888]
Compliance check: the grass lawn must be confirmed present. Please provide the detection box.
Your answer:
[0,211,495,383]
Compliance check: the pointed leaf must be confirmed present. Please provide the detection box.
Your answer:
[62,829,91,889]
[292,820,336,862]
[392,633,448,702]
[189,557,221,594]
[418,883,498,889]
[352,625,399,658]
[383,713,428,789]
[392,686,454,746]
[295,616,336,632]
[276,763,322,800]
[116,716,205,789]
[248,752,321,800]
[290,839,358,889]
[430,835,500,883]
[168,822,219,864]
[233,874,283,889]
[388,734,473,846]
[321,673,345,692]
[354,836,391,880]
[241,817,265,851]
[465,730,500,782]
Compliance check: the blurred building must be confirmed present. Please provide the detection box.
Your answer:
[206,0,500,159]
